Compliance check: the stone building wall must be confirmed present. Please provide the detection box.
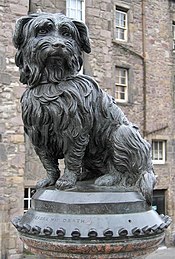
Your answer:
[1,0,175,258]
[0,1,29,258]
[86,0,175,244]
[144,0,175,244]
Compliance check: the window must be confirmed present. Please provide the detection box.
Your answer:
[152,190,166,215]
[172,22,175,50]
[24,187,35,212]
[115,8,128,41]
[115,67,128,102]
[66,0,85,21]
[152,140,166,164]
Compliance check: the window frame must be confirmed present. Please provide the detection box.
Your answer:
[66,0,85,21]
[152,189,166,215]
[115,7,128,41]
[152,140,166,164]
[172,22,175,50]
[115,67,128,103]
[24,187,35,213]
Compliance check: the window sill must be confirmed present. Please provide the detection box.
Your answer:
[113,39,128,44]
[112,39,132,47]
[152,162,166,166]
[115,101,133,107]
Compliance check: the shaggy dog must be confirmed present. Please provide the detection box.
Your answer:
[13,13,156,204]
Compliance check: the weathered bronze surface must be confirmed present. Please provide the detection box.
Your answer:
[13,12,156,205]
[12,12,171,258]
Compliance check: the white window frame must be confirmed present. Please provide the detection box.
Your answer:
[24,187,35,212]
[66,0,85,21]
[172,22,175,50]
[115,8,128,41]
[115,67,128,102]
[152,140,166,164]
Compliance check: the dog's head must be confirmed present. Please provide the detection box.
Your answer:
[13,13,91,87]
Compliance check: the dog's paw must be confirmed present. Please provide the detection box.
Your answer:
[95,175,116,186]
[36,177,57,189]
[55,169,78,190]
[55,177,76,190]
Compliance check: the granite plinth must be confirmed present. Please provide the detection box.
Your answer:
[12,182,171,259]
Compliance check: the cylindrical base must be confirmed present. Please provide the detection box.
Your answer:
[20,233,164,259]
[12,182,171,259]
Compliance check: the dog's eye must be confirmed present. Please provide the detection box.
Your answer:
[63,32,69,36]
[60,29,72,37]
[38,28,48,35]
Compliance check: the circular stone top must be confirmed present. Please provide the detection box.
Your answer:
[13,180,170,242]
[31,181,150,214]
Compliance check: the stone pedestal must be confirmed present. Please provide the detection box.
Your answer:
[12,182,171,259]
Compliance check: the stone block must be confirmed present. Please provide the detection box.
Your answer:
[0,144,7,161]
[10,154,25,169]
[0,52,6,70]
[0,72,11,85]
[10,134,24,144]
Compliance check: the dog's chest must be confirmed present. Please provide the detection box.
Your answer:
[21,80,92,139]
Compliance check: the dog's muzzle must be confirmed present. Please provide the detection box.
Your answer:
[51,41,66,50]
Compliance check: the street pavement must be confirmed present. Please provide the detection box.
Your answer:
[145,246,175,259]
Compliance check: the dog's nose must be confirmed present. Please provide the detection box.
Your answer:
[52,42,65,49]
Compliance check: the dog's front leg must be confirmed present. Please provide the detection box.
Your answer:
[55,132,89,190]
[34,147,60,188]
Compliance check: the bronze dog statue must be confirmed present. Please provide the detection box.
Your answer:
[13,13,156,204]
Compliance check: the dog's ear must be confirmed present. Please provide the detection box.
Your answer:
[13,16,34,49]
[72,20,91,54]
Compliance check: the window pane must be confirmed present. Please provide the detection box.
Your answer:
[67,0,83,20]
[121,76,126,85]
[119,29,125,40]
[24,187,35,212]
[159,151,163,160]
[120,92,125,99]
[158,142,163,160]
[24,200,28,210]
[173,24,175,38]
[24,188,28,198]
[116,11,126,28]
[121,69,126,77]
[116,86,126,100]
[115,67,128,101]
[116,12,120,26]
[116,27,125,40]
[120,13,126,27]
[153,190,166,215]
[71,0,76,8]
[116,28,120,39]
[152,141,165,163]
[70,9,76,18]
[116,9,127,40]
[77,0,81,9]
[154,150,158,160]
[30,188,36,198]
[117,68,127,85]
[77,10,82,20]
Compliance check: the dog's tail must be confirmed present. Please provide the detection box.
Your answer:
[112,124,156,205]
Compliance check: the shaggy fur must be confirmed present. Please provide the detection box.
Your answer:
[13,13,156,204]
